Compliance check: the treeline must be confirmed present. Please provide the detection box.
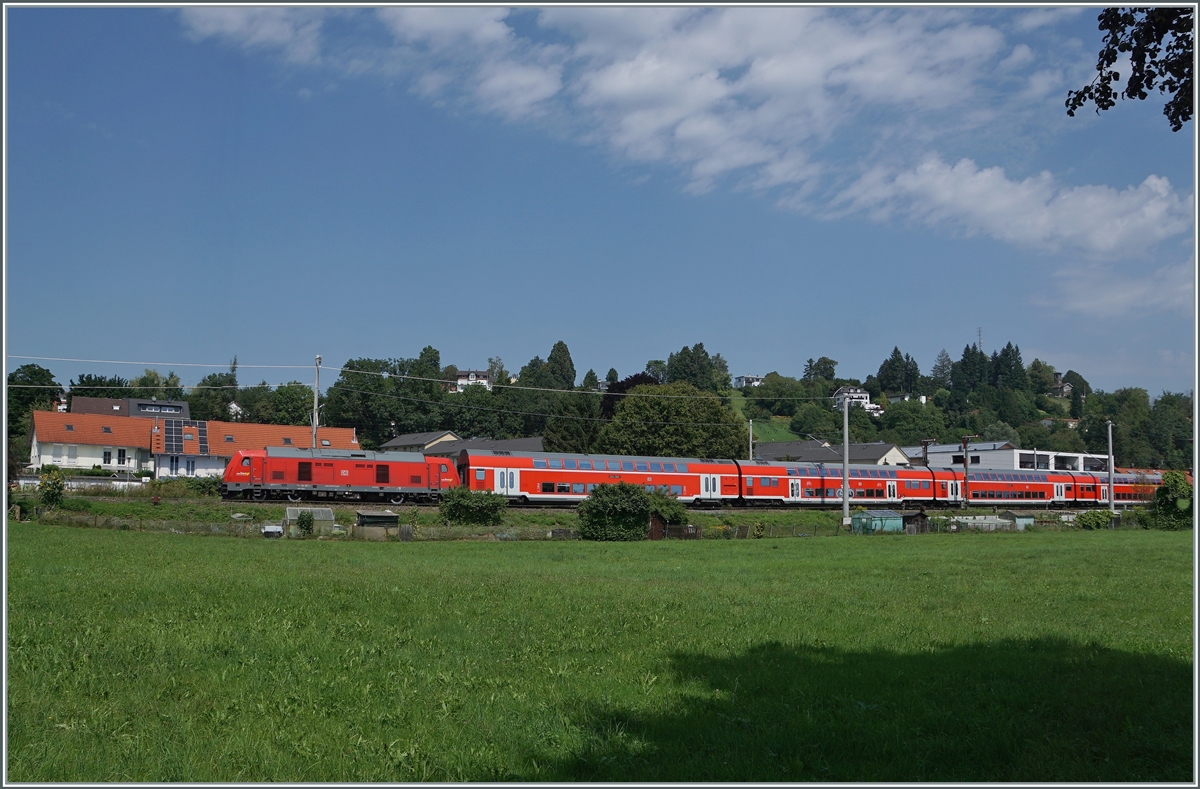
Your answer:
[744,343,1192,470]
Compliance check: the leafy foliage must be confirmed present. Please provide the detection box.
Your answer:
[666,343,730,393]
[542,392,602,454]
[1067,7,1193,131]
[438,486,508,527]
[576,482,649,541]
[68,373,130,404]
[38,468,66,508]
[802,357,838,381]
[648,488,688,526]
[185,359,239,422]
[1076,510,1113,531]
[1154,471,1193,530]
[182,475,222,497]
[597,382,744,459]
[296,510,314,538]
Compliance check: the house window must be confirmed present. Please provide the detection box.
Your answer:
[103,449,112,465]
[321,439,330,447]
[169,456,179,475]
[64,425,74,432]
[282,438,293,445]
[117,449,127,466]
[52,444,63,461]
[67,445,78,462]
[184,432,194,440]
[225,435,235,442]
[186,459,196,476]
[102,426,112,433]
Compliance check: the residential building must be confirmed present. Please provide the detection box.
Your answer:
[378,430,462,453]
[1050,372,1074,398]
[454,370,491,392]
[28,411,154,473]
[755,440,911,466]
[832,386,883,416]
[734,375,765,389]
[886,393,927,405]
[71,395,190,419]
[151,418,359,478]
[900,441,1111,472]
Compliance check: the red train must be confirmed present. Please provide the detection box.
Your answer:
[221,447,459,502]
[221,446,1169,508]
[455,450,1165,508]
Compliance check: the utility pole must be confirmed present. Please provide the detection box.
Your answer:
[961,434,978,507]
[1107,420,1115,517]
[312,355,322,450]
[842,395,850,527]
[749,419,754,461]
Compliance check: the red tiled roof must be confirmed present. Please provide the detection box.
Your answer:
[200,420,358,456]
[32,411,153,449]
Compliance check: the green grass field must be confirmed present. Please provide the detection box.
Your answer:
[7,524,1193,782]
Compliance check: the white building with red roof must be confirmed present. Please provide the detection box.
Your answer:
[29,411,154,473]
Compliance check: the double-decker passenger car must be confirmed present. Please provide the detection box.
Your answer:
[221,447,459,502]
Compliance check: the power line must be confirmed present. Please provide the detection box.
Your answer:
[8,355,304,369]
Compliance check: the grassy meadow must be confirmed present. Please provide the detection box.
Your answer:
[6,522,1193,782]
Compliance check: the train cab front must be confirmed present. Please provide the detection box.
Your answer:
[222,449,267,499]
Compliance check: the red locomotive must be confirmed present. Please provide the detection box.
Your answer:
[221,447,459,502]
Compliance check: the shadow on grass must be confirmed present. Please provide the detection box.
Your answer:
[527,638,1192,782]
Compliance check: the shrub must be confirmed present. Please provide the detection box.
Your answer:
[296,510,314,537]
[1155,471,1193,530]
[183,475,222,497]
[438,486,508,527]
[1076,510,1112,531]
[38,468,66,508]
[577,482,650,541]
[753,522,765,539]
[648,488,688,526]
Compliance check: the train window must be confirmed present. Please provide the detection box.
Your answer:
[241,457,251,466]
[645,485,655,492]
[508,472,514,488]
[534,459,547,469]
[670,485,683,495]
[622,461,635,471]
[572,483,585,494]
[298,462,312,481]
[587,484,597,493]
[890,470,898,478]
[677,464,688,473]
[578,461,592,470]
[564,460,578,470]
[476,469,485,480]
[440,464,448,473]
[636,462,649,472]
[376,465,390,484]
[649,463,662,472]
[746,478,754,487]
[557,483,570,493]
[663,463,675,472]
[549,459,563,469]
[542,482,555,493]
[922,481,930,489]
[850,469,858,477]
[703,477,709,493]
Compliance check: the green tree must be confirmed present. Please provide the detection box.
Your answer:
[581,369,600,391]
[38,467,66,508]
[597,381,743,459]
[605,368,619,385]
[1067,7,1193,131]
[990,343,1029,391]
[878,399,948,446]
[1027,359,1057,395]
[644,359,668,384]
[789,402,838,439]
[1147,391,1193,469]
[648,488,688,526]
[439,486,508,527]
[543,392,602,454]
[802,356,838,381]
[951,345,990,395]
[7,364,61,435]
[929,349,954,391]
[544,341,577,390]
[272,382,315,426]
[68,373,130,405]
[577,483,650,541]
[876,347,920,394]
[666,343,729,392]
[982,421,1021,447]
[487,356,510,387]
[185,359,239,422]
[129,368,184,401]
[1154,470,1193,529]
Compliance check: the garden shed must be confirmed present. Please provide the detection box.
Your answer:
[354,510,400,541]
[851,510,904,535]
[284,507,335,537]
[1000,511,1034,531]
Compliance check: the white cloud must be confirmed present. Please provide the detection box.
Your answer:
[175,7,1193,263]
[832,156,1194,257]
[180,7,325,64]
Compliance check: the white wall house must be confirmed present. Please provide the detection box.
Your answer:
[29,411,153,472]
[455,370,492,392]
[734,375,765,388]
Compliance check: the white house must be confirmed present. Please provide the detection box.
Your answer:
[833,386,883,416]
[454,370,492,392]
[734,375,765,388]
[29,411,154,473]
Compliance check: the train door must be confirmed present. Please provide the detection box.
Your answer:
[1099,484,1109,504]
[1053,483,1065,502]
[249,455,265,486]
[428,461,449,496]
[886,481,897,502]
[947,480,961,504]
[494,467,519,497]
[701,474,721,501]
[788,479,801,502]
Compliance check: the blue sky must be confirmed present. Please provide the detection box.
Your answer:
[5,7,1195,396]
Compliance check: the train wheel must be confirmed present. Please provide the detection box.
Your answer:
[389,494,406,505]
[252,488,266,502]
[287,492,302,503]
